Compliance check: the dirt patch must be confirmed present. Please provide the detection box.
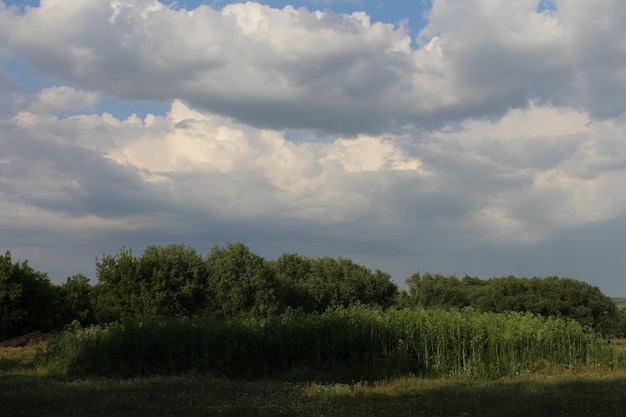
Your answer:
[0,332,55,348]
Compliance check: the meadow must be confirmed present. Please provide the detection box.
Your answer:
[3,306,626,416]
[3,346,626,417]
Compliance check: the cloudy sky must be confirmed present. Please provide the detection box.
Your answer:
[1,0,625,296]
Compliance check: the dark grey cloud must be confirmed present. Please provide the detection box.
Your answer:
[0,124,172,219]
[424,214,626,297]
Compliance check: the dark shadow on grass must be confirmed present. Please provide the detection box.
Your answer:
[2,373,626,417]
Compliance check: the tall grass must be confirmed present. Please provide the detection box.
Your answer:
[38,306,624,380]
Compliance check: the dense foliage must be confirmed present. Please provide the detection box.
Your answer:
[1,244,625,340]
[0,251,94,339]
[90,243,397,323]
[401,272,624,335]
[40,306,624,379]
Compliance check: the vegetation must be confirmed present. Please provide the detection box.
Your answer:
[2,243,626,341]
[4,242,626,416]
[39,306,623,380]
[401,272,626,336]
[3,344,626,417]
[89,243,398,323]
[0,251,94,340]
[613,298,626,313]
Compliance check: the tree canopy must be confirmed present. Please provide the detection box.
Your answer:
[0,251,61,339]
[1,244,625,339]
[401,272,622,335]
[90,243,398,321]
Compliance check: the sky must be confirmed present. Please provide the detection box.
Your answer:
[0,0,625,296]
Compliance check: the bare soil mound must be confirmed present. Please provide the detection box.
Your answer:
[0,332,55,348]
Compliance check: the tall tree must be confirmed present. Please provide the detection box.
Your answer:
[405,272,467,308]
[270,252,317,312]
[58,274,95,326]
[0,251,60,339]
[92,247,140,323]
[93,244,211,322]
[137,244,209,316]
[206,242,278,317]
[272,255,398,312]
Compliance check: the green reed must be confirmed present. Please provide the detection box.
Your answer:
[38,306,624,380]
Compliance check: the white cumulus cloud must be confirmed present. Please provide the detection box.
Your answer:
[1,0,625,295]
[2,0,623,134]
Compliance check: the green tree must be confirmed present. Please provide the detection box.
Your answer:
[92,244,212,322]
[403,273,620,335]
[270,253,317,312]
[136,244,209,316]
[405,272,467,308]
[206,242,278,317]
[278,256,398,312]
[464,275,621,336]
[58,274,95,326]
[92,247,140,323]
[0,251,60,339]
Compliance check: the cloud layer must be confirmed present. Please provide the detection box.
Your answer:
[3,0,625,133]
[0,0,625,295]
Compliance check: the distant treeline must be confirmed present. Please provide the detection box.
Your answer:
[1,244,625,340]
[399,273,623,335]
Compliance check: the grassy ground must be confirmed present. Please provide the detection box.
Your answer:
[2,344,626,417]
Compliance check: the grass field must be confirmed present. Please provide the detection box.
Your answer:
[3,342,626,417]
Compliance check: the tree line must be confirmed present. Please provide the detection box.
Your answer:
[1,243,625,340]
[399,272,624,335]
